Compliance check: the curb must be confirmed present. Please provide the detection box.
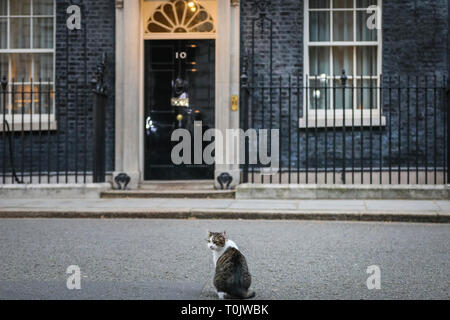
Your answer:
[0,209,448,223]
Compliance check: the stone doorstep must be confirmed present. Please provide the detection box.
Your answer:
[100,190,236,199]
[236,184,450,200]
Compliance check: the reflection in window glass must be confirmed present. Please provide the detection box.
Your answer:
[309,47,330,76]
[333,46,353,76]
[357,79,378,110]
[356,47,377,76]
[309,0,330,9]
[334,0,353,8]
[333,11,353,41]
[356,11,377,41]
[0,0,7,15]
[10,0,31,15]
[309,12,330,42]
[10,18,31,48]
[0,18,6,48]
[33,17,54,48]
[335,80,353,110]
[34,0,54,15]
[11,53,32,81]
[34,53,53,81]
[356,0,377,8]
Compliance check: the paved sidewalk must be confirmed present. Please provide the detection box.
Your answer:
[0,198,449,222]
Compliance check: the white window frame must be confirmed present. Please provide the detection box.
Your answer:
[302,0,385,128]
[0,0,56,130]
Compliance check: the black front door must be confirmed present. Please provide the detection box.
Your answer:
[144,39,215,180]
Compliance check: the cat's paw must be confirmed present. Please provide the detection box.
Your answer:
[217,292,226,300]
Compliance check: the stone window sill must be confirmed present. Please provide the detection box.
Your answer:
[1,120,58,132]
[299,116,386,129]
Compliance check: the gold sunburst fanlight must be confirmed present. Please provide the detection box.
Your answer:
[147,0,215,33]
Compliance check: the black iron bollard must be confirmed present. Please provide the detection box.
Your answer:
[91,53,108,183]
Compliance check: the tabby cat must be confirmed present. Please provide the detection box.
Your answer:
[206,231,255,300]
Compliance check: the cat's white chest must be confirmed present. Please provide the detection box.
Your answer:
[212,240,239,267]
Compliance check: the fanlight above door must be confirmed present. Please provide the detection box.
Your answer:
[146,0,215,34]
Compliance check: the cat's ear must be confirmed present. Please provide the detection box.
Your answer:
[223,231,227,238]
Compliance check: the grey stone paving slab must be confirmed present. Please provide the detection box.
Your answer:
[435,201,450,213]
[229,200,299,210]
[297,200,366,211]
[156,199,233,209]
[365,200,440,212]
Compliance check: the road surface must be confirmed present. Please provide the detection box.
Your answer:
[0,219,448,299]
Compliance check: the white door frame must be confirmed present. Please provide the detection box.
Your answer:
[115,0,240,189]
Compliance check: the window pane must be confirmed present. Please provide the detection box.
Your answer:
[13,84,32,115]
[335,80,353,110]
[0,0,7,15]
[309,47,330,76]
[356,47,377,76]
[0,54,7,114]
[34,84,53,114]
[309,79,330,110]
[33,0,54,15]
[10,18,31,48]
[10,0,31,15]
[309,0,330,9]
[34,53,53,81]
[0,18,6,48]
[357,79,377,110]
[33,17,53,48]
[333,46,353,76]
[309,12,330,41]
[333,11,353,41]
[334,0,353,8]
[11,53,32,81]
[356,0,377,8]
[0,53,7,78]
[356,11,377,41]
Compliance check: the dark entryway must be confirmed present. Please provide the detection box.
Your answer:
[144,39,215,180]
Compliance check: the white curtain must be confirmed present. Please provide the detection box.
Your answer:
[357,46,377,76]
[33,17,53,49]
[11,53,32,81]
[10,18,31,49]
[333,46,353,76]
[34,0,53,15]
[10,0,31,15]
[309,11,330,42]
[333,11,353,41]
[34,53,53,81]
[0,18,6,49]
[356,11,377,41]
